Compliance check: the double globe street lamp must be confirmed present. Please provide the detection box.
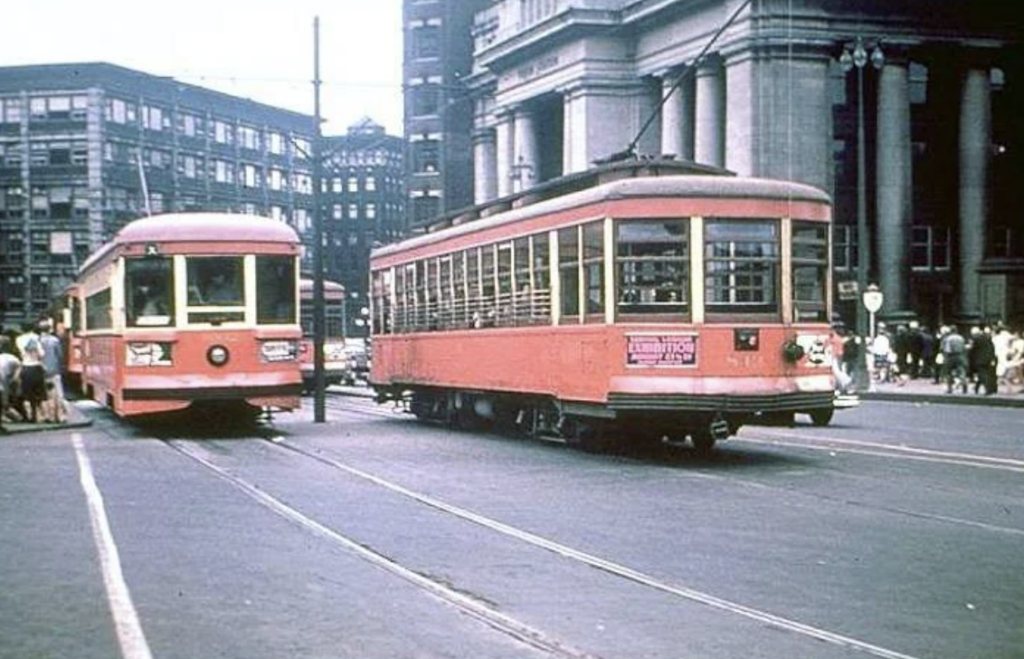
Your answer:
[840,37,885,338]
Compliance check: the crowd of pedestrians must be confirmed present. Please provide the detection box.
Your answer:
[0,319,67,432]
[835,320,1024,396]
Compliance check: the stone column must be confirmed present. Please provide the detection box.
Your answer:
[513,106,539,192]
[875,56,913,318]
[958,65,991,322]
[695,55,725,168]
[660,70,694,161]
[472,129,497,204]
[725,46,832,190]
[494,110,514,198]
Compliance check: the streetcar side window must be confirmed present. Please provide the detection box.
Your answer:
[704,219,779,316]
[531,233,551,322]
[583,222,604,318]
[186,256,245,324]
[559,227,580,319]
[85,288,112,330]
[792,221,829,322]
[616,219,689,317]
[125,257,173,327]
[256,256,296,325]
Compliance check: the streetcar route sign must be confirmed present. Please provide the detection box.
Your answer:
[626,333,698,367]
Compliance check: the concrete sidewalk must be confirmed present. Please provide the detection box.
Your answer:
[860,377,1024,409]
[0,400,94,435]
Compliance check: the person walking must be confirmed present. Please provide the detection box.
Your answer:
[15,323,46,422]
[968,326,998,395]
[0,337,24,431]
[38,319,66,423]
[939,325,968,394]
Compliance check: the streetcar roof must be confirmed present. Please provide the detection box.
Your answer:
[79,213,300,274]
[299,278,346,296]
[372,174,831,261]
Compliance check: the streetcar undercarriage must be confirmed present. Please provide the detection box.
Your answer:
[375,385,832,453]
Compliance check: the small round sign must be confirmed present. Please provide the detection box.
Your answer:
[862,285,884,313]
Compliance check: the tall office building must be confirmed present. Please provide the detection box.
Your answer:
[0,63,317,328]
[322,118,406,337]
[465,0,1023,328]
[403,0,490,227]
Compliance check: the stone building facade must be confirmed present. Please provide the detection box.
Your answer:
[465,0,1023,329]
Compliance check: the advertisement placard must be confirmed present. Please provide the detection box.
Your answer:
[626,333,698,368]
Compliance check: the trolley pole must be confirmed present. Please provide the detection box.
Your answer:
[312,16,326,423]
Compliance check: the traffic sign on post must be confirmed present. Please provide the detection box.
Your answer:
[862,284,884,338]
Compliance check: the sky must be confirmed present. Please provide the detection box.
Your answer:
[0,0,405,136]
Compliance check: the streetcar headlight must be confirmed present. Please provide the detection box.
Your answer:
[260,339,297,363]
[126,342,173,367]
[207,344,230,367]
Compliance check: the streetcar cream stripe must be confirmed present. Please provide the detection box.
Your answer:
[737,435,1024,474]
[72,434,154,659]
[275,439,922,659]
[167,441,598,659]
[743,430,1024,469]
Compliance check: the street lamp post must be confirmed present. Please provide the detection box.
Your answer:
[840,37,884,338]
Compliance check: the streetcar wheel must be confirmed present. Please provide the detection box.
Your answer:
[809,407,834,427]
[691,431,716,454]
[565,418,612,453]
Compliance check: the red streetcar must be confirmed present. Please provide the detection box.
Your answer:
[68,212,303,417]
[369,160,835,451]
[298,278,350,391]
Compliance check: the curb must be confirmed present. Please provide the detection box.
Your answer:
[861,391,1024,409]
[0,417,94,436]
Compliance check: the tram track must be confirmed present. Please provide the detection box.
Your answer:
[734,427,1024,474]
[229,434,924,659]
[75,403,1012,659]
[161,437,602,659]
[319,394,1024,538]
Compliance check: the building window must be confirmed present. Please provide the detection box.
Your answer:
[412,196,439,224]
[412,140,440,173]
[348,176,359,192]
[366,203,376,219]
[411,87,440,116]
[238,125,260,150]
[833,225,855,271]
[242,163,261,188]
[0,98,24,123]
[268,132,285,155]
[705,219,779,315]
[348,203,359,219]
[214,120,234,145]
[365,175,376,191]
[911,226,952,272]
[412,26,441,59]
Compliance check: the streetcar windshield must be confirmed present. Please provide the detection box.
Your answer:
[125,257,174,327]
[186,256,245,323]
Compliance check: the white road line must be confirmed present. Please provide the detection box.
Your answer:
[72,434,154,659]
[736,433,1024,474]
[274,439,924,659]
[167,440,598,659]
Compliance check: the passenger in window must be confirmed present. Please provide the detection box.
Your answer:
[205,271,238,304]
[134,284,167,317]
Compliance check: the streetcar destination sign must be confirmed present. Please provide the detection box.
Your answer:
[626,333,698,367]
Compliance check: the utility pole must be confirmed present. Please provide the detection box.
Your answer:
[312,16,326,423]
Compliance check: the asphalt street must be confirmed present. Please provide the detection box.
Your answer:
[1,396,1021,659]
